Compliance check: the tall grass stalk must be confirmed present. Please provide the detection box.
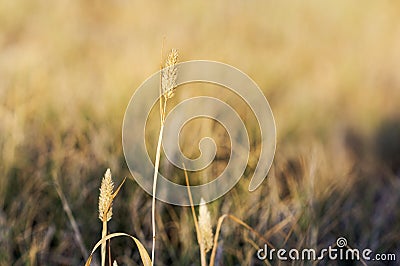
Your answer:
[101,220,107,266]
[151,123,164,265]
[183,166,207,266]
[151,48,178,265]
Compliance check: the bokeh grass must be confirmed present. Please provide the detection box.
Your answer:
[1,0,400,265]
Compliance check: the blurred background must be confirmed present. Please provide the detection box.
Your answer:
[1,0,400,265]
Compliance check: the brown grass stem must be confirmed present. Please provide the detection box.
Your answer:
[183,165,207,266]
[52,173,89,260]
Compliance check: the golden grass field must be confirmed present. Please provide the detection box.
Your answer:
[1,1,400,265]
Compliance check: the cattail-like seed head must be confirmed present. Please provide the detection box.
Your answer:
[98,168,114,222]
[198,198,214,253]
[162,49,178,99]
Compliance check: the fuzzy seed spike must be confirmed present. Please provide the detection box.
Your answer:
[98,168,114,222]
[162,49,178,99]
[198,198,214,253]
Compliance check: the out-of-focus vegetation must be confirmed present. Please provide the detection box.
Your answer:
[1,1,400,265]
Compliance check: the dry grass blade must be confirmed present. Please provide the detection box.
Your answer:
[112,177,127,199]
[102,176,127,218]
[209,214,275,266]
[84,232,151,266]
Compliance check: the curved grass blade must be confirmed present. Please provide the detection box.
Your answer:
[85,232,151,266]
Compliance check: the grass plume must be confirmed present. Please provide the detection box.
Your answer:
[99,168,114,222]
[198,198,213,254]
[162,48,178,100]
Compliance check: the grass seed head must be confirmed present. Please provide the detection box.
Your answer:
[98,168,114,222]
[198,197,214,253]
[162,48,178,99]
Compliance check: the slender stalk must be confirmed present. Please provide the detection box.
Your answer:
[151,47,177,265]
[162,97,167,123]
[183,166,207,266]
[101,220,107,266]
[159,42,164,125]
[152,40,165,266]
[151,122,165,266]
[108,239,112,266]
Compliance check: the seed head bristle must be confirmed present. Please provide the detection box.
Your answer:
[98,168,114,222]
[198,198,214,253]
[162,48,178,99]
